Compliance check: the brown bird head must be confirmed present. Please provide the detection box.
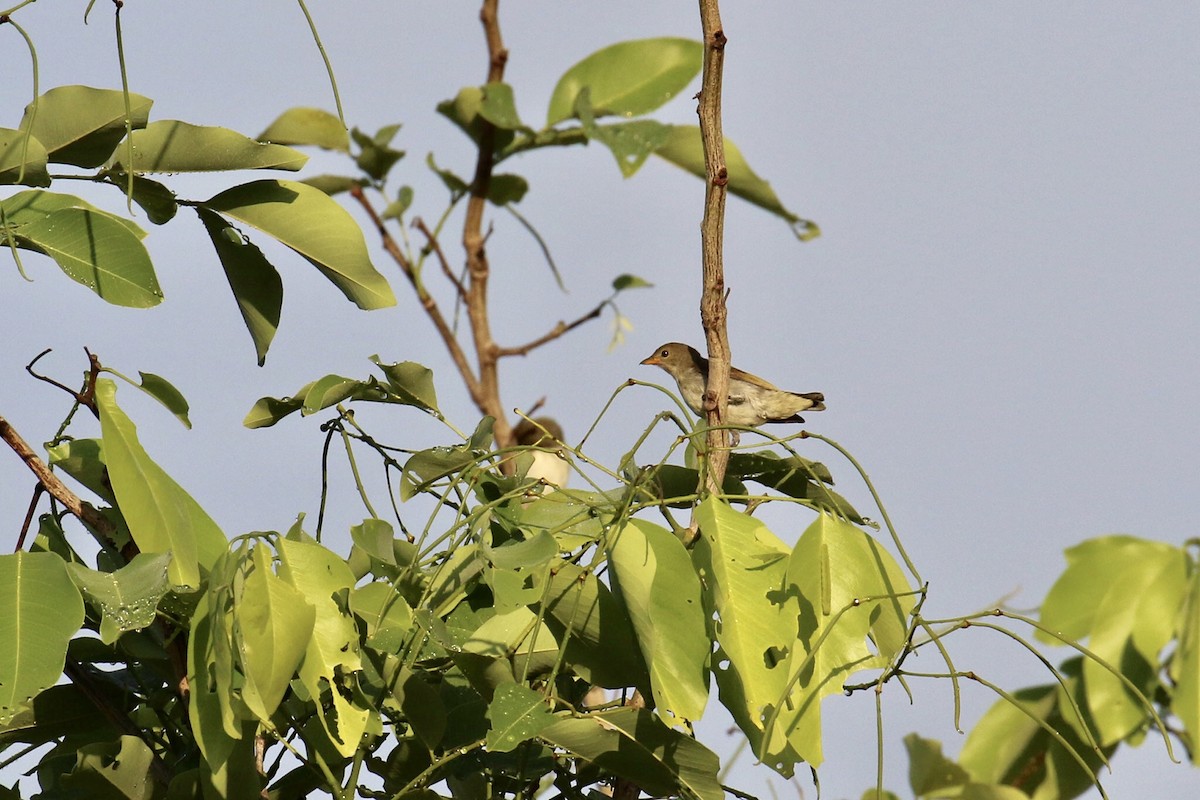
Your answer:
[640,342,705,381]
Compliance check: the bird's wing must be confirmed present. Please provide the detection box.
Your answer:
[729,365,780,391]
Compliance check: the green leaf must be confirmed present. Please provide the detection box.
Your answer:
[59,735,160,800]
[436,87,517,152]
[904,733,971,797]
[655,125,820,239]
[95,379,227,588]
[351,124,405,181]
[541,707,722,800]
[483,531,559,571]
[0,129,50,187]
[196,207,282,366]
[478,83,526,131]
[46,438,113,503]
[350,518,398,566]
[381,186,414,220]
[1171,562,1200,764]
[370,356,439,411]
[109,120,308,172]
[575,91,671,178]
[242,384,312,429]
[303,374,383,414]
[0,189,145,239]
[0,552,85,727]
[691,497,801,776]
[351,582,414,653]
[426,152,469,196]
[547,38,703,125]
[237,545,316,723]
[13,207,160,307]
[607,519,709,727]
[400,446,481,501]
[613,273,653,291]
[487,173,529,205]
[486,684,553,753]
[120,175,178,224]
[128,371,191,428]
[20,85,152,167]
[276,537,369,757]
[258,107,349,152]
[1038,535,1186,744]
[728,450,864,522]
[65,553,172,645]
[300,174,362,196]
[538,562,650,691]
[773,514,915,766]
[205,179,395,310]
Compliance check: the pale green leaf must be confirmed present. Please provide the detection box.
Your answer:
[258,107,349,152]
[20,85,152,167]
[369,356,439,412]
[0,552,85,727]
[612,273,653,291]
[65,553,172,645]
[904,733,971,796]
[276,537,369,756]
[541,707,722,800]
[110,120,308,172]
[14,208,160,307]
[0,129,49,186]
[547,38,702,125]
[1170,565,1200,763]
[692,497,802,776]
[206,179,395,310]
[132,371,191,428]
[237,545,316,722]
[350,582,414,653]
[0,189,145,239]
[608,519,709,726]
[59,735,160,800]
[96,379,227,588]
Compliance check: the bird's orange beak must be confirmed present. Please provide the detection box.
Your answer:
[640,355,661,366]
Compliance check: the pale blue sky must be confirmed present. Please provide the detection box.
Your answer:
[2,2,1197,797]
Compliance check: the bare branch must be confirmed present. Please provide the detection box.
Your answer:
[462,0,515,450]
[495,300,608,357]
[349,185,482,403]
[697,0,732,492]
[0,414,118,546]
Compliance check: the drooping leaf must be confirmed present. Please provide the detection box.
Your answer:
[128,371,191,428]
[65,553,172,644]
[691,497,801,776]
[95,379,227,588]
[20,85,152,167]
[772,514,915,766]
[109,120,308,172]
[196,207,282,366]
[0,129,50,186]
[258,107,349,152]
[381,186,415,220]
[46,438,113,503]
[1038,535,1187,744]
[547,38,703,125]
[655,125,820,240]
[119,175,178,224]
[1171,561,1200,763]
[236,545,316,723]
[486,684,554,753]
[0,552,85,727]
[541,707,722,800]
[205,179,395,310]
[612,273,653,291]
[11,207,159,307]
[607,519,709,727]
[276,536,370,756]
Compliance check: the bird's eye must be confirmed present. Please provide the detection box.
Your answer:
[660,349,669,357]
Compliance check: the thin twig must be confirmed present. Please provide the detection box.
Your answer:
[414,217,468,303]
[15,484,43,552]
[350,185,482,402]
[495,300,609,357]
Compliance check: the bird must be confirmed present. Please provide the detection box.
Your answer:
[641,342,825,427]
[512,416,570,487]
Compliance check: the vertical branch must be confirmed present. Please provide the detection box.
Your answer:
[697,0,731,489]
[463,0,515,450]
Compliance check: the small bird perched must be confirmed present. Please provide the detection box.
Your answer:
[641,342,825,426]
[512,416,570,486]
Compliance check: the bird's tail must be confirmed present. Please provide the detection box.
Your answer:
[796,391,826,412]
